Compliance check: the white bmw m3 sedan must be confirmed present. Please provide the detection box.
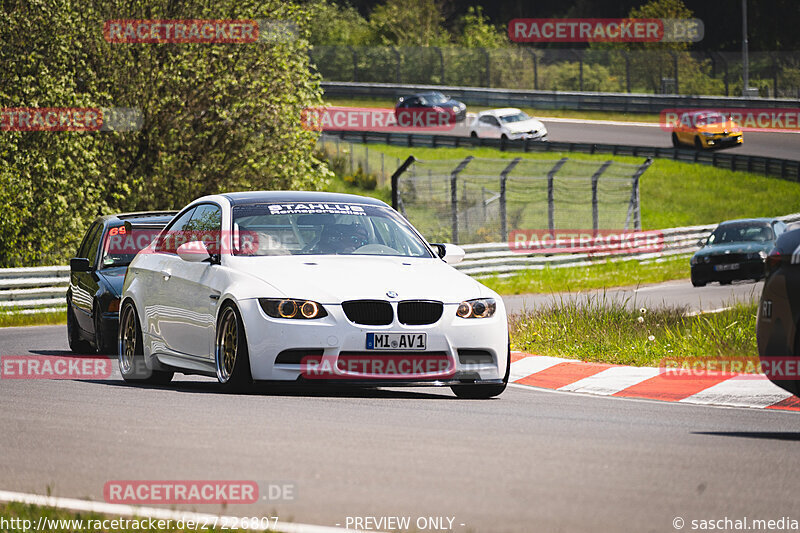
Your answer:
[119,191,509,398]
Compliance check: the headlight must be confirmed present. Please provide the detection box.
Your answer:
[690,256,699,265]
[259,298,327,319]
[758,250,767,260]
[456,298,496,319]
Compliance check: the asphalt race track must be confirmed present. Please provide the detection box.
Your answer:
[503,278,763,315]
[1,310,798,532]
[542,118,800,161]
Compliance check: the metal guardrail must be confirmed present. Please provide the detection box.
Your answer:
[3,214,799,313]
[322,81,800,114]
[456,213,800,277]
[325,130,800,181]
[0,266,69,313]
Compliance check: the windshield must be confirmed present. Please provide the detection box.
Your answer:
[421,92,447,105]
[499,112,530,123]
[691,112,726,125]
[232,203,434,257]
[100,225,156,268]
[707,223,774,245]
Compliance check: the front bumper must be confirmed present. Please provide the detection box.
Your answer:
[701,133,743,148]
[237,298,509,384]
[691,258,765,282]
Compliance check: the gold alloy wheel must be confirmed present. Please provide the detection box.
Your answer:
[119,305,137,375]
[216,307,238,382]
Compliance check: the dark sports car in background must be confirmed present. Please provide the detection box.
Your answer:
[690,218,786,287]
[67,211,175,354]
[757,225,800,397]
[394,91,467,124]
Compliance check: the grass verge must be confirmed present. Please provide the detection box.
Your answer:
[0,309,66,328]
[323,96,661,123]
[480,255,690,295]
[509,298,758,368]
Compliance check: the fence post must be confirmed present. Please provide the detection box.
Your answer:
[624,52,631,93]
[499,157,521,242]
[482,48,491,87]
[625,158,652,230]
[391,156,416,210]
[591,161,613,235]
[450,156,474,244]
[436,47,445,84]
[349,45,358,82]
[392,46,401,84]
[547,158,568,233]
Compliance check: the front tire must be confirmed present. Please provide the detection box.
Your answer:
[451,344,510,399]
[215,303,253,392]
[119,301,173,384]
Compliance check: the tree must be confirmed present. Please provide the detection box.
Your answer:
[0,0,330,267]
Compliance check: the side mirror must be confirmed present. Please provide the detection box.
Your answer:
[70,257,92,272]
[697,238,706,247]
[177,241,211,263]
[432,243,466,265]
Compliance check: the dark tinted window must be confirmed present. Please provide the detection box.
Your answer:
[708,223,774,245]
[156,207,196,254]
[77,222,100,258]
[85,222,104,266]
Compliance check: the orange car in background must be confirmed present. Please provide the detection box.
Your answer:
[671,110,743,149]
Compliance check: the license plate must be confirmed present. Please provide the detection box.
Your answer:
[366,333,426,350]
[714,263,740,271]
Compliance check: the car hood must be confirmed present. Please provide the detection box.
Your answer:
[226,255,491,304]
[694,241,773,257]
[505,119,545,134]
[97,266,127,297]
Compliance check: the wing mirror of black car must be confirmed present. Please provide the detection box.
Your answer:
[697,238,706,247]
[70,257,92,272]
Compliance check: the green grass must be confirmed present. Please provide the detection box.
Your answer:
[0,309,66,328]
[0,502,275,532]
[509,299,759,367]
[338,143,800,229]
[324,96,661,123]
[480,255,690,295]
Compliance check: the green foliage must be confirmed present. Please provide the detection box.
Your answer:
[343,164,378,190]
[455,6,507,49]
[510,299,759,367]
[369,0,451,46]
[1,0,331,267]
[305,0,375,45]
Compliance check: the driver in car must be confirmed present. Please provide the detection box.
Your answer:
[315,222,369,254]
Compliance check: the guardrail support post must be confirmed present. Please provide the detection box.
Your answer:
[591,161,613,235]
[391,156,416,211]
[625,158,652,230]
[450,156,474,244]
[547,158,568,233]
[499,157,522,242]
